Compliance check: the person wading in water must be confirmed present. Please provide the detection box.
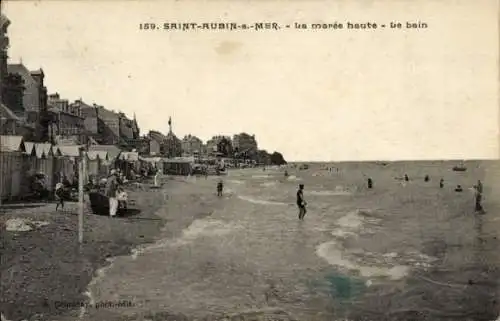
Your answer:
[297,184,307,220]
[474,180,484,213]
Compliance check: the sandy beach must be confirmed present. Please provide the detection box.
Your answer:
[0,177,173,321]
[2,162,500,321]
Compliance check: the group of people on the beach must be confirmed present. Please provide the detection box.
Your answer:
[55,168,128,217]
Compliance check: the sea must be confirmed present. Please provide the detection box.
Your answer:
[82,161,500,321]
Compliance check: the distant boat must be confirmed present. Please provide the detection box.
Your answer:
[452,162,467,172]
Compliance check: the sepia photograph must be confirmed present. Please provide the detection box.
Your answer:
[0,1,499,321]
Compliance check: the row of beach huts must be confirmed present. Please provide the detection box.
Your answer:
[0,135,164,202]
[0,135,259,202]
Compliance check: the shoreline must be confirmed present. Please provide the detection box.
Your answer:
[0,177,176,321]
[78,175,228,321]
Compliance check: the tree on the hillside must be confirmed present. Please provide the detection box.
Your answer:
[256,149,271,165]
[270,152,287,165]
[217,137,233,157]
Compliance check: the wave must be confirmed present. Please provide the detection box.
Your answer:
[336,210,365,229]
[227,179,245,185]
[261,181,279,187]
[316,209,410,281]
[238,195,289,206]
[316,241,410,280]
[308,186,352,196]
[252,175,270,179]
[80,257,115,319]
[286,175,301,181]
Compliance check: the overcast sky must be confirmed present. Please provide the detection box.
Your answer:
[3,0,498,161]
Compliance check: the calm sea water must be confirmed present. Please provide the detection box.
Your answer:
[83,161,500,321]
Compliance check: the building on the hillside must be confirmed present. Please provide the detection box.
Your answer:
[78,102,98,136]
[46,93,85,145]
[148,130,164,155]
[7,64,48,141]
[181,134,203,156]
[118,112,140,150]
[206,135,232,157]
[232,133,258,158]
[146,117,182,157]
[0,103,20,135]
[95,105,120,145]
[134,136,151,155]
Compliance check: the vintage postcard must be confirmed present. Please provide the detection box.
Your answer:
[0,1,499,321]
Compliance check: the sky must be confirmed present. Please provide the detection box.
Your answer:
[3,0,499,161]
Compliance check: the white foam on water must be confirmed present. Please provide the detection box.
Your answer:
[316,241,409,280]
[336,210,364,229]
[80,257,115,319]
[316,209,411,281]
[261,181,278,187]
[252,175,269,179]
[139,219,242,252]
[309,189,351,196]
[238,195,288,206]
[227,179,245,184]
[331,229,356,238]
[177,219,239,242]
[287,175,301,181]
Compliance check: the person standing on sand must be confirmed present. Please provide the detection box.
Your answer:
[297,184,307,220]
[55,181,65,211]
[154,168,160,187]
[105,169,119,217]
[217,179,224,197]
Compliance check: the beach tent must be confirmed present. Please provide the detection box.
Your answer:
[163,156,194,176]
[54,145,83,184]
[31,143,55,190]
[0,135,26,200]
[0,135,25,152]
[23,142,36,156]
[87,150,109,178]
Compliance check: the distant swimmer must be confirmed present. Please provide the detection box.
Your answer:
[367,178,373,189]
[439,178,444,188]
[284,170,289,177]
[297,184,307,220]
[217,179,224,197]
[455,185,463,192]
[404,174,409,182]
[424,175,429,182]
